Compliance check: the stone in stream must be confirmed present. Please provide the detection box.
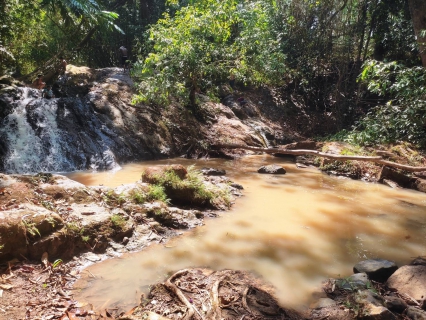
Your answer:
[386,265,426,302]
[200,167,226,176]
[257,164,286,174]
[337,272,370,291]
[353,259,398,283]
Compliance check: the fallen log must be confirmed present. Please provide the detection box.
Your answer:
[213,144,426,172]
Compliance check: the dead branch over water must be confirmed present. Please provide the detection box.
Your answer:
[213,144,426,172]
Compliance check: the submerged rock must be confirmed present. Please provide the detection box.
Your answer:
[257,164,286,174]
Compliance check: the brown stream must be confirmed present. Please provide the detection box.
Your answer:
[68,155,426,311]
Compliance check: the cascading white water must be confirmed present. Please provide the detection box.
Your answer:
[0,88,68,173]
[0,87,119,174]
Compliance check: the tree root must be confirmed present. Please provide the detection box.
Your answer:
[164,269,205,320]
[213,143,426,172]
[241,286,252,314]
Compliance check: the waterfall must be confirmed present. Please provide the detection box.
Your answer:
[0,87,120,174]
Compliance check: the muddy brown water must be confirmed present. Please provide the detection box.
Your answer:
[67,155,426,312]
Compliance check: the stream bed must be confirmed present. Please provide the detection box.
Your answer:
[67,155,426,312]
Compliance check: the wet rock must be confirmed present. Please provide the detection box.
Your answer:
[414,178,426,193]
[406,306,426,320]
[310,298,337,309]
[410,257,426,266]
[200,167,226,176]
[230,182,244,190]
[353,259,398,283]
[338,273,370,291]
[383,179,401,189]
[379,167,416,189]
[257,164,286,174]
[386,265,426,301]
[384,295,407,313]
[0,75,14,85]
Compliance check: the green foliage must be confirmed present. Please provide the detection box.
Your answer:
[133,0,286,106]
[22,219,41,238]
[146,185,169,203]
[347,60,426,146]
[52,259,63,268]
[110,214,126,229]
[147,165,231,207]
[66,222,84,236]
[102,189,126,206]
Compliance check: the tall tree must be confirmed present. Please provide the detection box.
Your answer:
[408,0,426,67]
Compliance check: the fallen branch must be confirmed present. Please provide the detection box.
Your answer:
[213,144,426,172]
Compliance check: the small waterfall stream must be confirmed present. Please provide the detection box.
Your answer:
[0,87,125,173]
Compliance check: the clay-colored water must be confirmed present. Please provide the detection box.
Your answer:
[68,155,426,311]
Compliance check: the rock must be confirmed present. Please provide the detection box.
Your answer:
[282,140,321,150]
[356,290,384,306]
[230,183,244,190]
[410,257,426,266]
[356,290,397,320]
[0,75,14,85]
[360,304,397,320]
[386,265,426,301]
[378,166,416,189]
[384,295,407,313]
[406,306,426,320]
[414,178,426,193]
[383,179,401,189]
[354,259,398,283]
[310,298,337,309]
[200,167,226,176]
[338,273,370,290]
[257,164,286,174]
[142,165,188,183]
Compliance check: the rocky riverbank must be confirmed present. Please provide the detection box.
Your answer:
[0,165,242,319]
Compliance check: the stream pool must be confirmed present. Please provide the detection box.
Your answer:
[67,155,426,312]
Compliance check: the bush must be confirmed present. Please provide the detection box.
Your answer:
[346,60,426,146]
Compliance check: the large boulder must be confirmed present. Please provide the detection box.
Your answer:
[353,259,398,283]
[386,265,426,302]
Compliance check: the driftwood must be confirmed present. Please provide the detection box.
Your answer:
[213,144,426,172]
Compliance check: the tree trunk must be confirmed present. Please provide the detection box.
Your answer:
[139,0,149,20]
[213,143,426,172]
[408,0,426,67]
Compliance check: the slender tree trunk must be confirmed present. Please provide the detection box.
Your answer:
[139,0,149,20]
[407,0,426,67]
